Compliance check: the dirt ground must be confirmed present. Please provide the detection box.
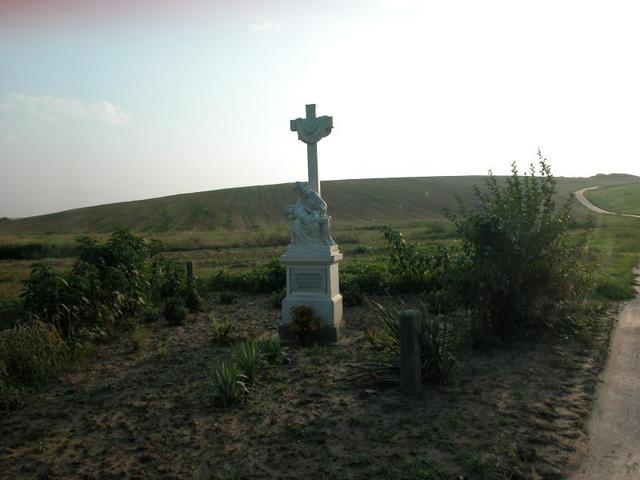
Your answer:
[0,294,613,479]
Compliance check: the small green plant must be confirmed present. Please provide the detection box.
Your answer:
[130,325,149,352]
[206,361,248,408]
[163,296,187,326]
[232,341,263,385]
[289,305,323,345]
[256,338,282,364]
[209,317,233,344]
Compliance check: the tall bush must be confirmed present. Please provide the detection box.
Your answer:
[448,153,590,338]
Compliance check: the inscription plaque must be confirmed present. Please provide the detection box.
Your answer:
[290,267,327,294]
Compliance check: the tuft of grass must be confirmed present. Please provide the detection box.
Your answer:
[209,317,233,345]
[206,361,248,408]
[232,341,264,385]
[256,338,282,364]
[402,455,444,480]
[0,321,67,409]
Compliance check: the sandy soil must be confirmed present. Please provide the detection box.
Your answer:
[0,294,614,479]
[571,269,640,479]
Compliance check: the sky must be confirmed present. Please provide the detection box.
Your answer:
[1,0,640,218]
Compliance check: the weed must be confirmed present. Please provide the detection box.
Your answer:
[0,321,67,408]
[206,361,248,408]
[232,341,263,385]
[209,317,233,345]
[256,338,282,364]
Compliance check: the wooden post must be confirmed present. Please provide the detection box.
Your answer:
[185,261,194,285]
[400,309,422,395]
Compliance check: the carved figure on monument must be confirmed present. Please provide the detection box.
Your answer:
[284,181,336,246]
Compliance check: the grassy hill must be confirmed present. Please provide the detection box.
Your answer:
[585,182,640,215]
[1,174,638,238]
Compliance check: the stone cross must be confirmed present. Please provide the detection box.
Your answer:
[290,104,333,195]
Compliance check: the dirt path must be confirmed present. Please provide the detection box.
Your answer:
[571,268,640,479]
[574,187,640,218]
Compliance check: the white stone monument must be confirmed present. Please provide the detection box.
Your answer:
[279,104,343,344]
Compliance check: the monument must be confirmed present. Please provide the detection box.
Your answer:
[279,104,343,344]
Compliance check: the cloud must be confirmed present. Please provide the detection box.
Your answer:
[248,19,280,34]
[0,93,130,124]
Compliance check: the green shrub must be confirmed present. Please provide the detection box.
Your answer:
[289,305,323,344]
[163,297,187,326]
[21,229,159,339]
[206,361,248,408]
[232,341,263,385]
[448,154,592,339]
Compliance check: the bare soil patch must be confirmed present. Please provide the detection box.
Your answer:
[0,294,613,479]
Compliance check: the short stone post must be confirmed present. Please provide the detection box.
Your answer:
[400,309,422,395]
[185,261,194,285]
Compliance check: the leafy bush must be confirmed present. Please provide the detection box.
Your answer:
[232,341,263,385]
[289,305,323,344]
[21,229,159,339]
[448,155,591,339]
[367,300,456,384]
[380,227,463,311]
[206,361,248,408]
[163,297,187,326]
[149,256,202,312]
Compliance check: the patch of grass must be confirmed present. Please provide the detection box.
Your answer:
[401,455,444,480]
[585,182,640,215]
[231,341,263,385]
[206,361,248,408]
[0,321,67,409]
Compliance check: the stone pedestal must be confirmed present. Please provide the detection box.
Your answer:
[279,244,343,344]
